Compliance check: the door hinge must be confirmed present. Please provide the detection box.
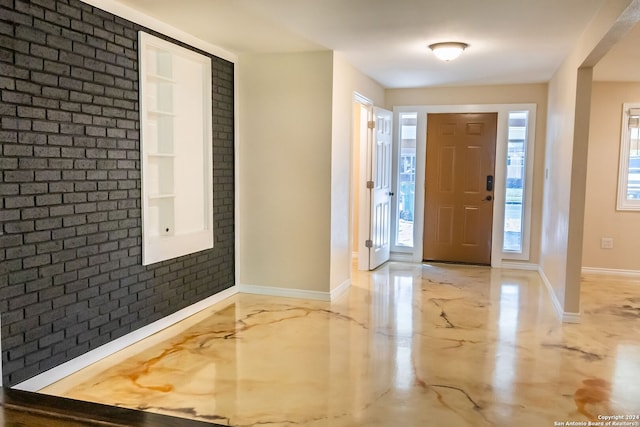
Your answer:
[368,120,375,129]
[365,239,373,248]
[366,180,374,189]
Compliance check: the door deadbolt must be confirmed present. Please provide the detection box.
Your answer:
[485,195,493,201]
[486,175,494,191]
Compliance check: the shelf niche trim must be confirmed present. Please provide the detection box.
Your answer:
[139,32,214,265]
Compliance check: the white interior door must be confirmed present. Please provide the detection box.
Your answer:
[368,107,393,269]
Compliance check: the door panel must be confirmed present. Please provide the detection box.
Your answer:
[369,107,393,270]
[464,147,482,192]
[436,206,454,244]
[462,206,480,245]
[439,147,455,192]
[423,113,497,265]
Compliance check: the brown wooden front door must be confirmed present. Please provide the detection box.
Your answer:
[423,113,497,265]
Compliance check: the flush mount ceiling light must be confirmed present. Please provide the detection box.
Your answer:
[428,42,469,62]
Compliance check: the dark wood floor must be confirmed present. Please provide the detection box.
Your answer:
[1,388,224,426]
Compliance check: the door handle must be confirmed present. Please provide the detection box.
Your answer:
[388,192,394,196]
[485,195,493,201]
[486,175,494,191]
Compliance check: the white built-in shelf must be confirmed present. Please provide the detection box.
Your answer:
[148,110,176,116]
[139,31,214,266]
[147,73,176,83]
[147,153,175,158]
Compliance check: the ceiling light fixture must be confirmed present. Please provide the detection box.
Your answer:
[428,42,469,62]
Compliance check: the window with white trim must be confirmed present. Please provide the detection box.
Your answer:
[394,112,417,248]
[617,103,640,211]
[503,111,528,253]
[391,104,536,264]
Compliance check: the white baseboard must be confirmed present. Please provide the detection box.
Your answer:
[501,261,539,271]
[14,285,239,392]
[331,278,351,300]
[561,311,582,323]
[389,252,416,263]
[238,281,352,302]
[238,284,333,301]
[581,267,640,278]
[538,267,581,323]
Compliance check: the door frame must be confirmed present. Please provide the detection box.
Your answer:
[351,94,394,271]
[391,103,537,267]
[352,93,373,271]
[423,112,498,265]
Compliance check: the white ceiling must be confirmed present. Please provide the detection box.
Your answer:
[115,0,638,88]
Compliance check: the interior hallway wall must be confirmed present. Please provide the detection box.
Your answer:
[237,51,333,293]
[583,82,640,271]
[0,0,235,386]
[237,51,383,294]
[540,0,638,317]
[330,53,384,291]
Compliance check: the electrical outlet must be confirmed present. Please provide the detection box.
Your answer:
[601,237,614,249]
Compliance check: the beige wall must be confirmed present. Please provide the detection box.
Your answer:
[237,51,334,292]
[237,51,384,294]
[385,84,548,265]
[330,53,384,291]
[540,0,636,316]
[540,63,575,314]
[583,82,640,270]
[385,84,547,109]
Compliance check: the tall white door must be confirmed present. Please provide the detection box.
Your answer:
[368,107,393,269]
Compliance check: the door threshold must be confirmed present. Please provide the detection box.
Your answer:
[423,260,491,267]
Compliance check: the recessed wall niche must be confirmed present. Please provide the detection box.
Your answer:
[139,32,214,265]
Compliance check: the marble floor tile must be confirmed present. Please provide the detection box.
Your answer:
[41,263,640,426]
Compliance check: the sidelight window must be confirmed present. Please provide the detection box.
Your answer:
[395,112,417,248]
[391,104,536,264]
[503,111,528,253]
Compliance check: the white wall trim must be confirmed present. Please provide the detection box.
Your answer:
[331,279,352,300]
[538,267,581,323]
[390,252,415,263]
[239,280,352,301]
[355,99,373,271]
[79,0,237,62]
[582,267,640,278]
[14,286,239,392]
[501,261,539,271]
[538,266,564,320]
[616,102,640,211]
[561,312,582,323]
[238,284,332,301]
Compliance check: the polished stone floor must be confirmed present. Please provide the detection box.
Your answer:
[41,263,640,426]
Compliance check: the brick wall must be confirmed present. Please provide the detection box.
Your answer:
[0,0,235,386]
